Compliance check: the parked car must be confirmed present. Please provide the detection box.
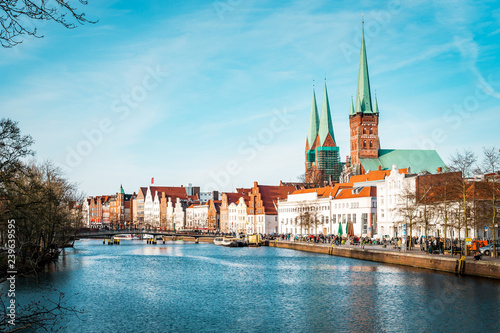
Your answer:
[478,243,500,256]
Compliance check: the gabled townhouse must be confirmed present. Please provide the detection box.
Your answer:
[207,199,222,231]
[109,185,135,228]
[247,182,297,234]
[88,195,111,228]
[220,189,250,233]
[143,185,190,229]
[82,198,90,228]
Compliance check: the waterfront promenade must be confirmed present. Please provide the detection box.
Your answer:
[268,240,500,280]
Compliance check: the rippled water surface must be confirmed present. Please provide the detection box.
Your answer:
[7,240,500,332]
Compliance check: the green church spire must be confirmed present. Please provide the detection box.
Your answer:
[354,21,373,114]
[349,96,355,116]
[318,82,336,146]
[307,89,319,149]
[119,184,125,194]
[374,94,379,113]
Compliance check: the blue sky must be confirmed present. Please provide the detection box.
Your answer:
[1,0,499,196]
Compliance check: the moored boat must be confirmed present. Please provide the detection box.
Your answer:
[214,237,224,246]
[221,236,247,247]
[114,234,134,240]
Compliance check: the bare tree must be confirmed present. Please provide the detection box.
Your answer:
[392,182,419,249]
[0,289,84,332]
[298,169,325,189]
[0,0,96,47]
[480,147,500,257]
[449,149,478,240]
[433,179,453,251]
[416,182,435,238]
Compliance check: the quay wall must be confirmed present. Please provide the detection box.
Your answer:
[267,241,500,280]
[164,236,215,243]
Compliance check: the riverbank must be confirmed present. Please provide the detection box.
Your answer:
[267,241,500,280]
[162,235,215,243]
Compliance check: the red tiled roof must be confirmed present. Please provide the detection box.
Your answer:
[335,186,377,199]
[139,187,148,198]
[225,192,249,205]
[349,168,408,184]
[257,184,296,215]
[149,186,187,201]
[291,183,352,198]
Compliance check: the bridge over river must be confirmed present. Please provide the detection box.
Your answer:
[75,229,216,241]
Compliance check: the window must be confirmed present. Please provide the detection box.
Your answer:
[369,141,373,148]
[363,128,366,134]
[362,213,368,234]
[347,214,351,223]
[369,127,373,134]
[332,215,336,224]
[363,140,367,148]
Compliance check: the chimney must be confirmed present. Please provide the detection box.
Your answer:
[378,165,382,171]
[437,167,443,173]
[254,181,258,188]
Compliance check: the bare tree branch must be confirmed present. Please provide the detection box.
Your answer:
[0,0,96,47]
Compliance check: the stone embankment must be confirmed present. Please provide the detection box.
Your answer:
[267,241,500,280]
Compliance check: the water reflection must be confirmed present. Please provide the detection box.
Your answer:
[4,239,500,333]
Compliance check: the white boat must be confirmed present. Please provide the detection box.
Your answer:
[114,234,133,240]
[221,236,247,247]
[214,237,225,246]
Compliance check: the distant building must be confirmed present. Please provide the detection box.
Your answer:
[207,199,222,231]
[142,185,190,229]
[220,189,250,233]
[200,190,219,203]
[343,23,446,176]
[109,185,135,227]
[305,83,342,184]
[247,181,296,234]
[186,202,209,230]
[88,195,111,228]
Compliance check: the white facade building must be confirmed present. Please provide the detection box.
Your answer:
[278,186,378,237]
[166,197,185,230]
[82,199,90,228]
[278,191,331,235]
[186,203,209,230]
[376,165,415,238]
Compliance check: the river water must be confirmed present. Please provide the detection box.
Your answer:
[5,239,500,332]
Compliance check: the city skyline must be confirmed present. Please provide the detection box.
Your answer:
[1,0,499,195]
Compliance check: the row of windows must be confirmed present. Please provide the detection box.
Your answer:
[280,201,375,213]
[281,213,376,227]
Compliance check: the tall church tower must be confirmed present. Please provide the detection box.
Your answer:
[349,22,380,166]
[305,83,341,184]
